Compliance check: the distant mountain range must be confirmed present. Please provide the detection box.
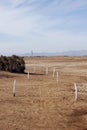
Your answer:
[22,50,87,56]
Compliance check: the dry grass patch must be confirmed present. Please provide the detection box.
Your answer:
[0,56,87,130]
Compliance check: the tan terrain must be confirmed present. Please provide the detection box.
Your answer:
[0,56,87,130]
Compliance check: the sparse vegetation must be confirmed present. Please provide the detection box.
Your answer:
[0,55,25,73]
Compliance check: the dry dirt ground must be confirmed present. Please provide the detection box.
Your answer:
[0,56,87,130]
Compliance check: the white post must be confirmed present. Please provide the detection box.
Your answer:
[57,72,58,82]
[13,79,16,96]
[28,72,30,80]
[46,67,48,75]
[74,83,78,101]
[53,67,56,78]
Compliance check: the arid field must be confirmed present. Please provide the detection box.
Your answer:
[0,56,87,130]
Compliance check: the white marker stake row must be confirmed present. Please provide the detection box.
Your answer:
[74,83,78,101]
[13,79,16,96]
[28,72,30,80]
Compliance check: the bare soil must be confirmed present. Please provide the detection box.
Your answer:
[0,56,87,130]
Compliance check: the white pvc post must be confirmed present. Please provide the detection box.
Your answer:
[28,72,29,80]
[53,67,56,78]
[46,67,48,75]
[74,83,78,101]
[13,79,16,96]
[57,72,58,82]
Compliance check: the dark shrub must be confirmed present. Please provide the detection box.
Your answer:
[0,55,25,73]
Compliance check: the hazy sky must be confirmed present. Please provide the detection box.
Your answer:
[0,0,87,55]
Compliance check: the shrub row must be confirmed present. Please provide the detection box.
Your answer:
[0,55,25,73]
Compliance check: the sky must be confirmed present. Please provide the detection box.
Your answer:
[0,0,87,55]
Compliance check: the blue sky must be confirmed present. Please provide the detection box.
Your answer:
[0,0,87,55]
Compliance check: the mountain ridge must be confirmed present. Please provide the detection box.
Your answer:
[22,50,87,56]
